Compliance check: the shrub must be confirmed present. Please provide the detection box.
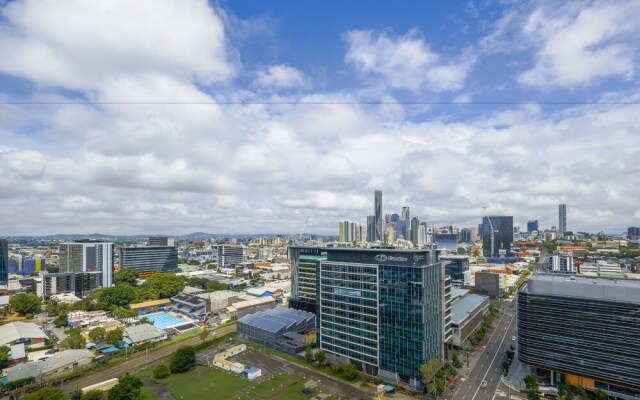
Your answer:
[153,364,171,379]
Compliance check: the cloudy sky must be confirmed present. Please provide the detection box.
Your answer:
[1,0,639,235]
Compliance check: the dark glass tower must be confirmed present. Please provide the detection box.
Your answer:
[482,216,513,257]
[374,190,383,241]
[0,239,8,285]
[559,204,567,236]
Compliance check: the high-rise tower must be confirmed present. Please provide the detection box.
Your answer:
[374,190,383,241]
[559,204,567,236]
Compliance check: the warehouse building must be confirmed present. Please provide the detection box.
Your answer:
[237,307,315,354]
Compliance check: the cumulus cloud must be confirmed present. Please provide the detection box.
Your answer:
[0,0,236,89]
[519,1,639,87]
[255,65,309,88]
[344,29,475,92]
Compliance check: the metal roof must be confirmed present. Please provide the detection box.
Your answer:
[523,273,640,303]
[450,293,490,326]
[0,322,48,347]
[5,349,94,382]
[124,323,166,344]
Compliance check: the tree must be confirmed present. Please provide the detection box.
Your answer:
[169,345,196,373]
[524,374,541,400]
[108,374,143,400]
[81,390,106,400]
[46,265,59,273]
[0,345,10,368]
[142,273,185,298]
[61,334,86,350]
[68,389,83,400]
[153,364,171,379]
[574,386,588,400]
[593,389,608,400]
[420,359,442,396]
[199,328,210,342]
[111,306,136,319]
[22,387,66,400]
[114,268,139,286]
[452,352,462,369]
[53,312,68,328]
[9,293,41,316]
[457,247,466,255]
[106,328,124,346]
[342,363,357,380]
[89,327,107,343]
[314,350,326,367]
[95,285,136,310]
[45,299,58,316]
[305,345,313,364]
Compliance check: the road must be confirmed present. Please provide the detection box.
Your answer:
[451,298,521,400]
[60,323,237,393]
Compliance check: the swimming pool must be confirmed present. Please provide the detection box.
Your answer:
[140,312,189,330]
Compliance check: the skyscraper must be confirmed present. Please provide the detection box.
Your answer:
[374,190,383,241]
[559,204,567,236]
[58,241,114,287]
[482,216,514,257]
[527,220,539,233]
[0,239,8,285]
[366,216,375,242]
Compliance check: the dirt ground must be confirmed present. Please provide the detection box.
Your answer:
[140,376,176,400]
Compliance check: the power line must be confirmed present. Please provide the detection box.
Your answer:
[0,100,638,105]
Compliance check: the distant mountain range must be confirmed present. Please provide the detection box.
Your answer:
[4,232,333,242]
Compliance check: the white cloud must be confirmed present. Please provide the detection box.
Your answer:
[518,1,640,87]
[0,0,236,89]
[255,65,309,88]
[344,29,475,92]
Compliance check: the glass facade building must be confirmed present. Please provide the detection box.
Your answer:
[311,247,448,389]
[518,274,640,397]
[440,255,470,285]
[0,239,8,285]
[482,216,513,257]
[119,246,178,274]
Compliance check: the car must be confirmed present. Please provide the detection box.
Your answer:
[480,380,488,389]
[512,336,516,341]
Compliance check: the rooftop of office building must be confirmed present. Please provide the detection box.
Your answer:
[522,273,640,304]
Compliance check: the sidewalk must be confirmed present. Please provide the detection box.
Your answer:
[502,350,530,392]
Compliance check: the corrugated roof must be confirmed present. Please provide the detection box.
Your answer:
[124,323,166,344]
[450,294,489,326]
[0,322,48,347]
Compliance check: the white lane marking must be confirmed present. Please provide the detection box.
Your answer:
[470,317,510,400]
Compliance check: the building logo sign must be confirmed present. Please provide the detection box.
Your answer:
[375,254,408,262]
[413,254,426,263]
[335,288,362,297]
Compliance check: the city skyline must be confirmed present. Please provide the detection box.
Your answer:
[1,1,640,235]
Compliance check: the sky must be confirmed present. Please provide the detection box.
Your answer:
[0,0,639,236]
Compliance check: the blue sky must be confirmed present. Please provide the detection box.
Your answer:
[0,0,639,235]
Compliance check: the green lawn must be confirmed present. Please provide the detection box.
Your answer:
[139,368,321,400]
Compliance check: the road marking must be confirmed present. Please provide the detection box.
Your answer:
[470,317,510,400]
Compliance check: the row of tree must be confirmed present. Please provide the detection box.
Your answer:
[21,373,143,400]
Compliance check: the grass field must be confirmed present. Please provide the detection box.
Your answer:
[140,367,320,400]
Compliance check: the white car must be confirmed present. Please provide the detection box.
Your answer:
[512,336,516,341]
[480,380,488,389]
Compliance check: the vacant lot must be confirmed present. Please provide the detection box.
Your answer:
[140,367,321,400]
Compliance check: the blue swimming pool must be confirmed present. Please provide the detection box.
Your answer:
[140,312,188,330]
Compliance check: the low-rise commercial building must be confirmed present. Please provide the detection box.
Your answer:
[170,293,210,320]
[123,323,167,346]
[449,289,490,347]
[238,307,315,354]
[0,322,49,348]
[4,349,94,382]
[129,299,171,316]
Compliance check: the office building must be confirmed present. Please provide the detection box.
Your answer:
[366,216,375,242]
[216,245,246,267]
[440,255,470,285]
[517,274,640,397]
[527,220,539,233]
[290,246,449,389]
[469,227,478,242]
[474,272,502,299]
[433,233,457,250]
[41,271,102,298]
[450,289,490,348]
[482,216,513,257]
[628,226,640,238]
[0,239,8,285]
[338,221,365,243]
[459,228,471,243]
[288,247,326,313]
[58,242,113,287]
[119,246,178,274]
[548,255,576,273]
[559,204,567,237]
[149,236,175,246]
[374,190,383,241]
